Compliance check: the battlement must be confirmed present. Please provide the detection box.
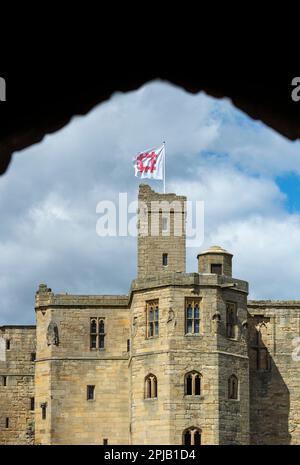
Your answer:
[130,272,248,294]
[35,285,129,310]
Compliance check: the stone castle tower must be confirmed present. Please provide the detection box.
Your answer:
[0,184,300,444]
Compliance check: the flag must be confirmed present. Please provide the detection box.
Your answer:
[133,143,165,180]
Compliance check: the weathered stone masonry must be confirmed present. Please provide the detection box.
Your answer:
[1,184,300,444]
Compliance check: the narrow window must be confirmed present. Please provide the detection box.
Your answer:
[30,397,35,411]
[5,418,9,429]
[87,385,95,401]
[99,320,105,349]
[211,264,222,275]
[127,339,130,352]
[194,430,201,445]
[144,374,158,399]
[252,329,270,371]
[90,318,97,349]
[41,403,47,420]
[184,430,191,445]
[185,371,202,396]
[226,302,237,339]
[103,438,108,445]
[228,375,238,400]
[3,376,7,387]
[6,340,10,350]
[183,427,201,445]
[146,301,159,338]
[185,298,201,334]
[31,352,36,361]
[195,374,201,395]
[162,253,168,266]
[186,373,192,395]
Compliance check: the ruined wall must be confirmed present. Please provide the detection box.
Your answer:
[0,326,36,444]
[35,287,130,445]
[248,301,300,445]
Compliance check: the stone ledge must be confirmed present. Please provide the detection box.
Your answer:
[248,300,300,308]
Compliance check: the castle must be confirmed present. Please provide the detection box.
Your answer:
[1,184,300,445]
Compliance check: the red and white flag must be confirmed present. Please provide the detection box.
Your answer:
[133,143,165,180]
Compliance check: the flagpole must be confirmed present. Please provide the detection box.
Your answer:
[163,141,166,194]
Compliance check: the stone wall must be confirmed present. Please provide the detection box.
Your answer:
[35,287,130,445]
[0,326,36,444]
[248,301,300,445]
[130,271,249,445]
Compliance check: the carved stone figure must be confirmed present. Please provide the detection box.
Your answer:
[47,322,59,346]
[167,307,175,324]
[212,311,221,333]
[241,320,249,340]
[132,316,138,338]
[166,307,177,333]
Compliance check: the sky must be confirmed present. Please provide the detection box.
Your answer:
[1,79,300,325]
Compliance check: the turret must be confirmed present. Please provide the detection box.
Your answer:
[197,245,233,277]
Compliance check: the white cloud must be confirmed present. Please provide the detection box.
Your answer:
[207,214,300,300]
[1,79,300,324]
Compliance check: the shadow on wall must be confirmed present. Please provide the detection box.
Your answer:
[248,314,291,445]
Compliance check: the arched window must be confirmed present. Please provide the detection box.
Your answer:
[228,374,239,400]
[185,371,202,396]
[183,427,201,445]
[144,374,157,399]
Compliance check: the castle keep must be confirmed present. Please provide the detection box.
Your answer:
[0,184,300,445]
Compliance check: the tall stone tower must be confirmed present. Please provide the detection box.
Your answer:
[197,246,250,444]
[130,185,249,444]
[137,184,186,278]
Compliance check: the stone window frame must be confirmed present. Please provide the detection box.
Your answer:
[144,373,158,400]
[6,339,10,350]
[146,300,159,339]
[184,370,202,396]
[1,375,7,387]
[30,397,35,411]
[162,253,168,267]
[185,298,201,336]
[226,301,238,340]
[228,374,239,400]
[87,385,95,401]
[90,317,106,350]
[251,325,271,372]
[182,426,202,445]
[40,402,47,420]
